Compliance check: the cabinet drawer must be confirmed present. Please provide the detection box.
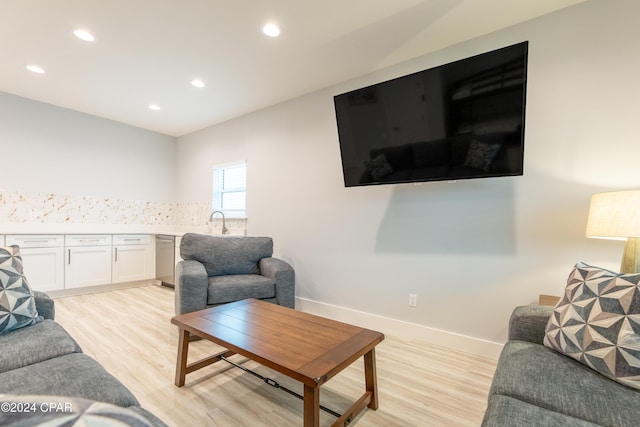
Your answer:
[65,235,112,247]
[113,234,151,245]
[6,235,64,248]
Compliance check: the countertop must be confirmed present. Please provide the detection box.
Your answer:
[0,223,211,236]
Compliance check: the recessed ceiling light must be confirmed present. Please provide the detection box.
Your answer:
[73,29,95,42]
[191,79,205,88]
[149,104,161,111]
[26,65,45,74]
[262,23,280,37]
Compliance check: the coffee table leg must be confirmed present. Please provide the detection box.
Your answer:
[303,384,320,427]
[175,328,190,387]
[364,348,379,409]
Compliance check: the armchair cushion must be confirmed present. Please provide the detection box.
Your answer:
[208,275,274,305]
[180,234,272,276]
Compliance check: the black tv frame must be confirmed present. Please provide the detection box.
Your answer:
[334,41,528,187]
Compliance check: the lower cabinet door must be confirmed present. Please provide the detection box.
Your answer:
[65,246,112,288]
[19,247,65,292]
[112,244,153,283]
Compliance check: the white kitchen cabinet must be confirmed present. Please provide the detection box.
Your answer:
[65,235,112,289]
[112,235,153,283]
[5,235,65,292]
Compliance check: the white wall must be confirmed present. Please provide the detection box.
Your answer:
[0,92,176,202]
[178,0,640,356]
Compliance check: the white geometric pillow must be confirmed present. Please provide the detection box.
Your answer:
[0,246,42,334]
[544,262,640,389]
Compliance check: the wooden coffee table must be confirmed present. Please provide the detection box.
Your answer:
[171,299,385,427]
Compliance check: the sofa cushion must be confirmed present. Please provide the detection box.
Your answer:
[207,275,275,305]
[180,234,273,277]
[0,353,139,408]
[482,395,601,427]
[0,246,42,334]
[0,319,82,373]
[490,340,640,426]
[0,394,153,427]
[544,262,640,389]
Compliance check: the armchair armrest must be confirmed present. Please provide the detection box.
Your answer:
[259,257,295,309]
[508,305,554,344]
[174,260,209,315]
[33,291,55,320]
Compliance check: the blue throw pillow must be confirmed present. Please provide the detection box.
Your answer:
[0,246,42,334]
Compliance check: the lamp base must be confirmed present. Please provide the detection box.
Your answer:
[620,237,640,274]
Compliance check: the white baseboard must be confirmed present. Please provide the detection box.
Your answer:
[296,297,503,360]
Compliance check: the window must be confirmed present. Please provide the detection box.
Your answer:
[212,161,247,218]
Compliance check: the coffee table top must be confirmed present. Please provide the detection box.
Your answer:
[171,299,384,387]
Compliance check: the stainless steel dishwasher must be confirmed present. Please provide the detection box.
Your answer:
[155,234,175,287]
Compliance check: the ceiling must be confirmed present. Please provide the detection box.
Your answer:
[0,0,586,137]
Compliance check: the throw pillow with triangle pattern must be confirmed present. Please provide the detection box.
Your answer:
[544,262,640,389]
[0,246,42,334]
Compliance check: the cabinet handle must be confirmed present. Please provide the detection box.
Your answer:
[68,249,71,265]
[115,247,118,262]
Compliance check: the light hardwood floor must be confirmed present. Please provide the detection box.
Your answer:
[54,285,496,427]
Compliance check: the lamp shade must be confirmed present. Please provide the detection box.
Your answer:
[586,191,640,239]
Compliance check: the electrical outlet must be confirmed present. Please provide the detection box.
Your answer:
[409,293,417,307]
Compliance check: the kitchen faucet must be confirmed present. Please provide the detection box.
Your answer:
[208,210,228,234]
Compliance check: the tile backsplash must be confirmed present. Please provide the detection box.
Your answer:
[0,190,237,229]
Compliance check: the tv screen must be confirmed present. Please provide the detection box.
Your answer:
[334,41,528,187]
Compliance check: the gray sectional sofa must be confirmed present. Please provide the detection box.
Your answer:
[0,291,167,427]
[482,305,640,426]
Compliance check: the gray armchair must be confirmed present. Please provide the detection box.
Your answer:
[174,233,295,315]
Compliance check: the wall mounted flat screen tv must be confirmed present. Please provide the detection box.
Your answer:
[334,41,528,187]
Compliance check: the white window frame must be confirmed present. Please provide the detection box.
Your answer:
[212,161,247,218]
